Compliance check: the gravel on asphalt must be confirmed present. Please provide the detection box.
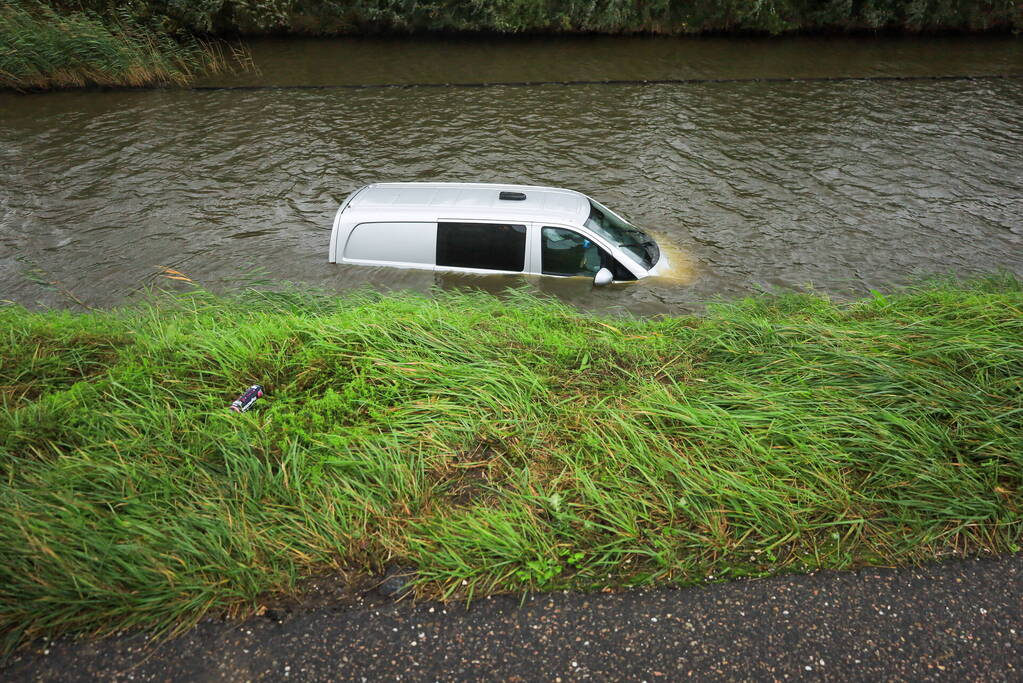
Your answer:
[5,554,1022,681]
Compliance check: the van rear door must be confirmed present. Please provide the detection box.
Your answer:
[342,221,437,268]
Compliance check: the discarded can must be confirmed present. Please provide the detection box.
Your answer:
[230,384,264,413]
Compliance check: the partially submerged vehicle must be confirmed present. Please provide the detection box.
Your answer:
[328,183,667,285]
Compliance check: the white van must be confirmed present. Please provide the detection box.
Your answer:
[328,183,668,285]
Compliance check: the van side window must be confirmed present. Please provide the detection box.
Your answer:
[437,222,526,272]
[541,227,604,276]
[541,227,638,280]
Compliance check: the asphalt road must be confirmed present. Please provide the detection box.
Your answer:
[6,554,1022,681]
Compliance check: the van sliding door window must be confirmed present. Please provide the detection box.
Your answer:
[437,222,526,272]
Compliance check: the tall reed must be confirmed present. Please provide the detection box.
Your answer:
[0,2,244,90]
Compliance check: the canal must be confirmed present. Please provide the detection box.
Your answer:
[1,36,1021,314]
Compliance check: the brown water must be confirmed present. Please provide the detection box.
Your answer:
[2,36,1022,314]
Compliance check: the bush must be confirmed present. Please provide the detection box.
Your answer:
[35,0,1023,35]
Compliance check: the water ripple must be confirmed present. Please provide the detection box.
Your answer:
[1,76,1021,313]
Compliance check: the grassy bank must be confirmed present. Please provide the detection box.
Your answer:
[0,2,247,90]
[1,278,1022,649]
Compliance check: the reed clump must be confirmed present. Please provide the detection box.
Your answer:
[0,2,243,90]
[1,277,1021,649]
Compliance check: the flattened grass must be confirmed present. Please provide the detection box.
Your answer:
[1,277,1021,648]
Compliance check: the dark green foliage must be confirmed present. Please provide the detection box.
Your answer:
[6,0,1018,88]
[1,278,1021,649]
[23,0,1023,35]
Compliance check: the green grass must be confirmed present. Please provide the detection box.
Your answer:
[1,277,1021,649]
[0,2,249,90]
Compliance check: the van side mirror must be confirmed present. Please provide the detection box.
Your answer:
[593,268,613,286]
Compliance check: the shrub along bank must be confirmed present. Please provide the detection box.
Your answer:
[1,278,1021,649]
[5,1,1020,89]
[40,0,1023,35]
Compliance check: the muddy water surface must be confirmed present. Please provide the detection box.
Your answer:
[1,36,1021,314]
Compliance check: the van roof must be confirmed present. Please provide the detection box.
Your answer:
[343,183,590,225]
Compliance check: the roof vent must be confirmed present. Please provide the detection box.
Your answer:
[499,191,527,201]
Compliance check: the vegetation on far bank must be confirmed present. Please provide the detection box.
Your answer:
[41,0,1023,36]
[1,277,1021,649]
[3,0,1021,90]
[0,2,248,90]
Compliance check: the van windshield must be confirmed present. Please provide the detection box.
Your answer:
[584,201,659,270]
